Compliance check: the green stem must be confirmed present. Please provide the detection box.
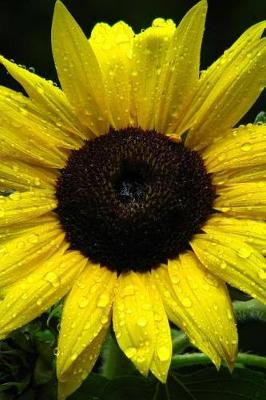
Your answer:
[171,352,266,369]
[102,334,135,379]
[172,331,190,354]
[233,299,266,322]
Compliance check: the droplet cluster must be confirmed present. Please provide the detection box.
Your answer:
[56,128,215,273]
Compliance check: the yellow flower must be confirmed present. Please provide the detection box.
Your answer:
[0,0,266,398]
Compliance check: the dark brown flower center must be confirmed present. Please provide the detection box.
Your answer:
[55,127,215,273]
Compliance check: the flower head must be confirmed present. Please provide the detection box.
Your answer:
[0,1,266,399]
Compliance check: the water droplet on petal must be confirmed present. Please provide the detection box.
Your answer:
[79,296,89,308]
[121,284,135,297]
[137,317,147,328]
[227,309,233,320]
[258,270,266,280]
[97,293,110,308]
[241,143,251,152]
[71,353,78,362]
[101,315,109,325]
[45,272,60,287]
[157,345,170,362]
[220,261,227,269]
[238,247,252,258]
[181,297,192,308]
[125,346,137,358]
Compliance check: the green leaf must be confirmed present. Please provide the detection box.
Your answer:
[100,376,153,400]
[87,368,266,400]
[172,367,266,400]
[0,374,31,394]
[254,111,266,124]
[69,373,109,400]
[34,356,54,385]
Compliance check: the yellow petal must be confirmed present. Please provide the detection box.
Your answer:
[52,1,110,135]
[153,254,237,368]
[113,271,155,376]
[57,263,116,399]
[215,182,266,219]
[144,274,172,382]
[203,124,266,173]
[0,88,68,168]
[0,58,86,141]
[0,123,66,169]
[58,328,108,400]
[213,165,266,185]
[0,222,65,286]
[155,0,207,134]
[90,22,134,129]
[0,158,57,191]
[0,213,57,242]
[0,245,86,339]
[0,86,81,150]
[130,19,176,129]
[191,231,266,304]
[182,23,266,149]
[204,215,266,255]
[0,190,57,226]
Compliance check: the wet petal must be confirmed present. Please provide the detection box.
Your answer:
[58,328,108,400]
[0,213,57,241]
[130,19,176,129]
[0,57,87,141]
[0,86,68,168]
[0,190,56,226]
[203,124,266,173]
[0,222,65,286]
[0,86,82,151]
[0,125,66,169]
[144,274,172,382]
[90,22,134,129]
[215,182,266,219]
[113,271,155,376]
[155,0,207,133]
[181,23,266,149]
[153,254,237,368]
[57,263,116,399]
[0,158,57,191]
[191,231,266,304]
[0,245,86,339]
[213,165,266,186]
[52,1,110,135]
[204,215,266,255]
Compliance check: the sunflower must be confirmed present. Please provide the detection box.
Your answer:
[0,0,266,398]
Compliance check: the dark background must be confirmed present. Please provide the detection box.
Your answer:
[1,0,266,122]
[0,0,266,357]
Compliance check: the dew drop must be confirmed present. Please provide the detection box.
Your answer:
[121,284,135,297]
[238,247,252,259]
[79,296,89,308]
[137,317,147,328]
[258,270,266,280]
[241,143,252,152]
[45,271,60,287]
[125,346,137,358]
[97,293,109,308]
[101,315,109,325]
[181,297,192,308]
[171,274,180,284]
[71,353,78,362]
[227,309,233,320]
[157,345,170,362]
